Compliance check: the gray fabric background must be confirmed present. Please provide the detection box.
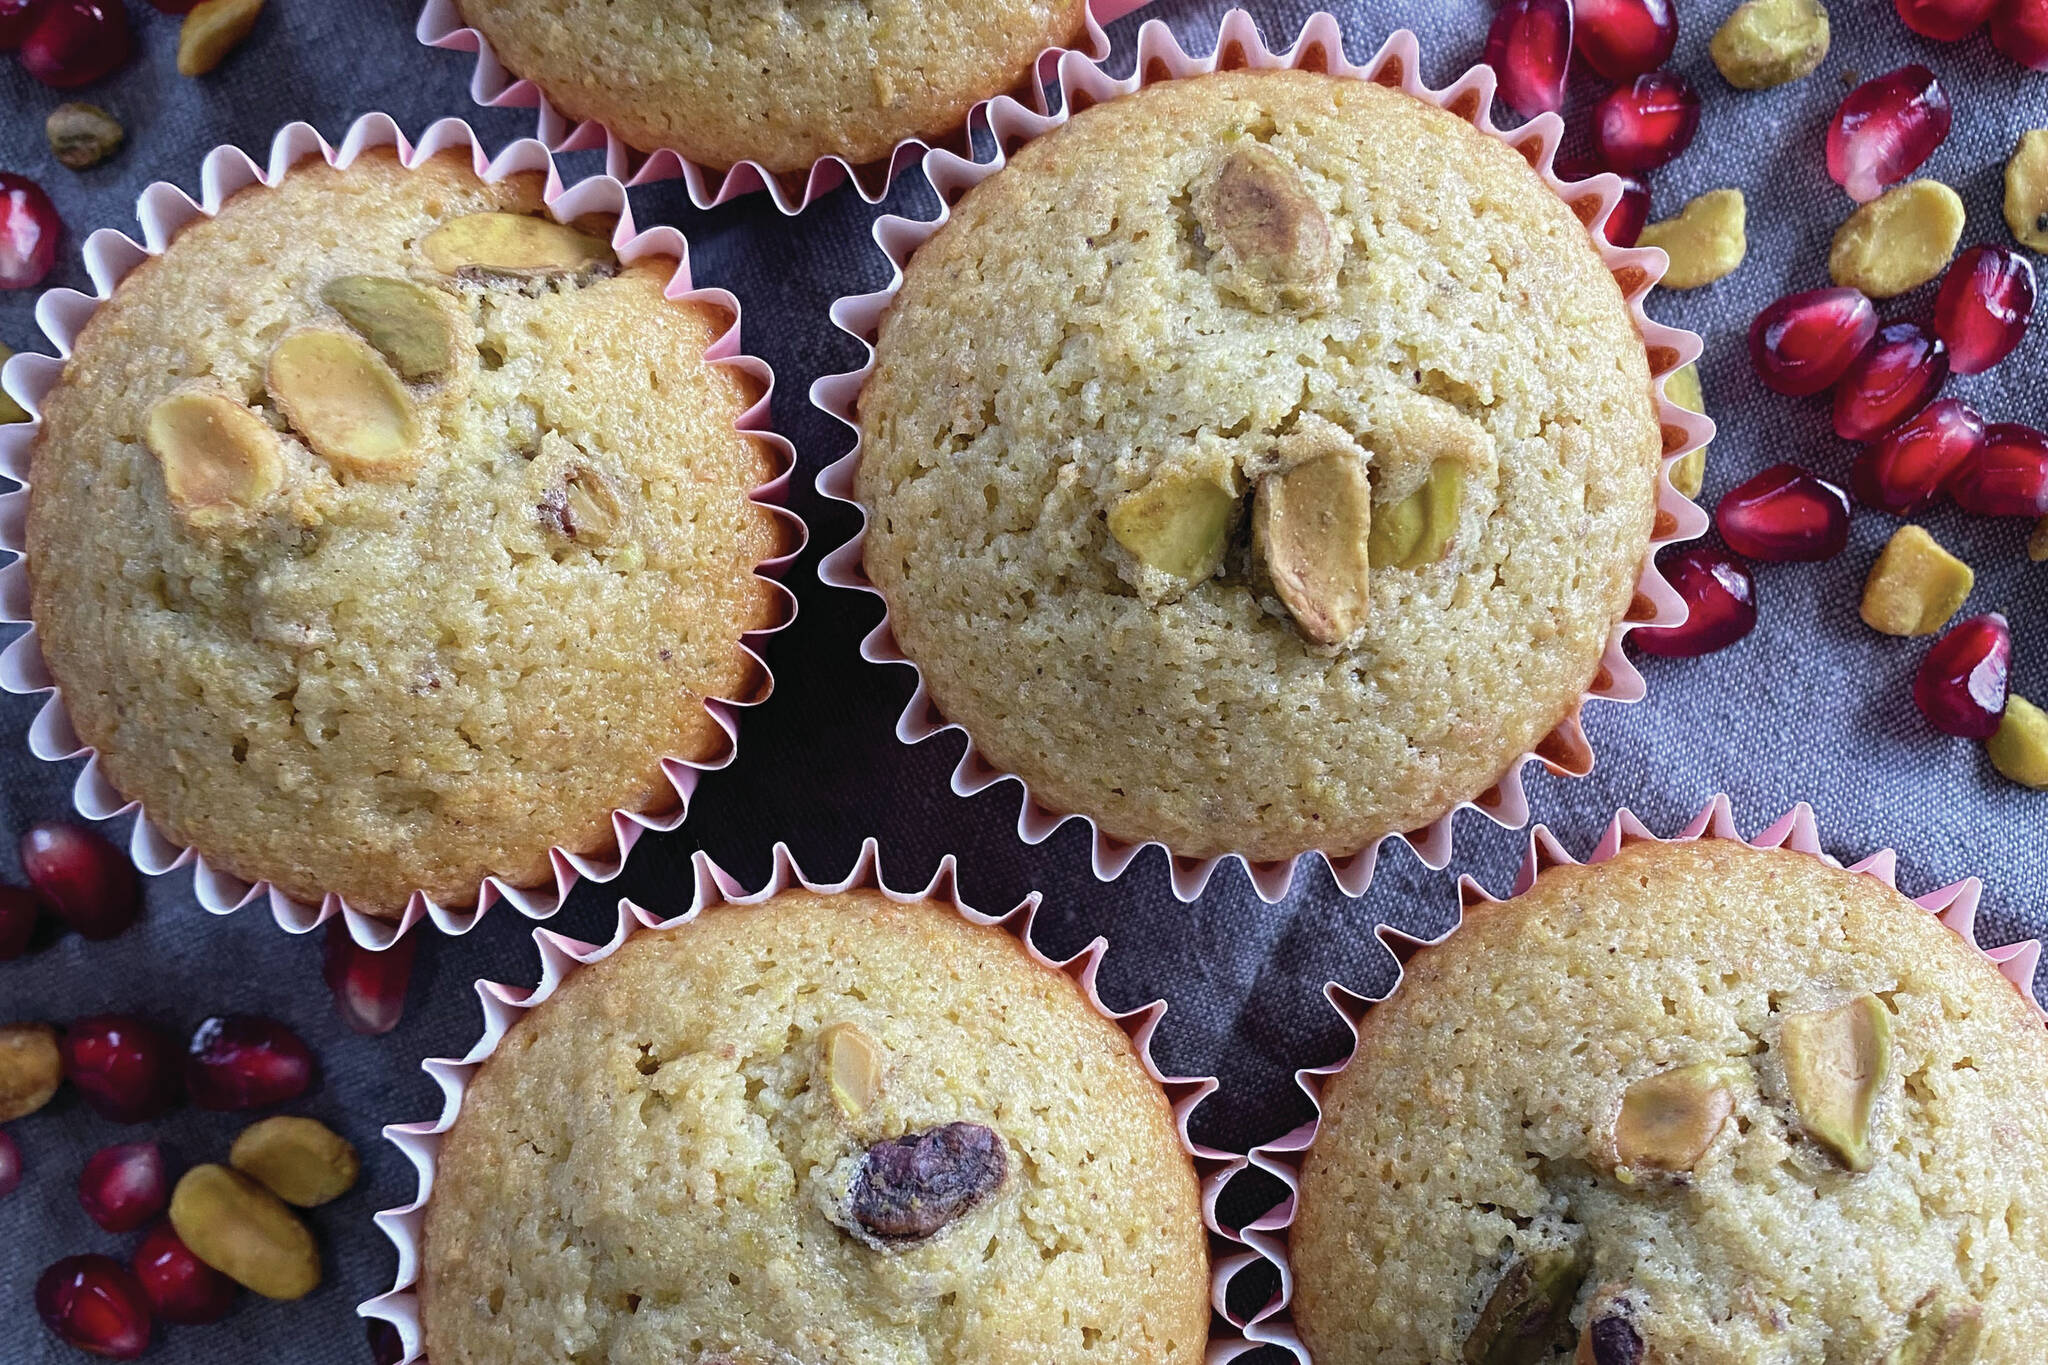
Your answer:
[0,0,2044,1359]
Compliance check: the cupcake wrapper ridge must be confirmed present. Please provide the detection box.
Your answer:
[812,11,1713,905]
[358,836,1233,1364]
[415,0,1155,214]
[0,113,806,950]
[1200,793,2047,1362]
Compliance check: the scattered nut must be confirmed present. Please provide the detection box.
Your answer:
[265,329,419,478]
[1989,694,2048,790]
[1640,189,1748,289]
[177,0,265,77]
[1861,525,1974,637]
[0,345,28,424]
[1711,0,1831,90]
[1108,468,1236,586]
[847,1121,1006,1243]
[1463,1246,1587,1365]
[229,1116,359,1208]
[1884,1296,1983,1365]
[319,275,455,381]
[1830,181,1967,300]
[2030,516,2048,562]
[1614,1061,1735,1174]
[1780,993,1892,1171]
[2006,130,2048,254]
[168,1164,320,1300]
[1192,143,1337,312]
[143,389,285,530]
[1664,363,1709,499]
[45,102,122,170]
[0,1022,61,1122]
[1574,1287,1647,1365]
[421,212,615,281]
[821,1023,884,1120]
[1368,459,1465,571]
[1255,448,1373,647]
[538,466,625,546]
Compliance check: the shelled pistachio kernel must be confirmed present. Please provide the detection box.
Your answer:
[0,1022,62,1122]
[821,1023,884,1119]
[1641,190,1748,289]
[169,1164,320,1300]
[1830,182,1967,300]
[177,0,265,77]
[1884,1297,1983,1365]
[320,275,454,381]
[1988,695,2048,790]
[0,346,27,424]
[2007,130,2048,254]
[1194,143,1336,311]
[421,212,615,279]
[2030,517,2048,563]
[229,1116,359,1208]
[1368,459,1465,570]
[265,329,419,478]
[1107,469,1235,584]
[1781,993,1892,1171]
[45,102,122,169]
[1710,0,1831,91]
[1255,449,1373,647]
[1615,1061,1735,1174]
[143,389,284,528]
[1464,1246,1586,1365]
[1664,363,1709,499]
[1861,526,1974,637]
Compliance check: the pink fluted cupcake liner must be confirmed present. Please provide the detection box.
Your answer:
[416,0,1155,214]
[812,11,1715,905]
[358,836,1233,1362]
[0,114,805,950]
[1201,794,2048,1362]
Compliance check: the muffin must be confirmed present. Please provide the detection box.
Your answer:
[454,0,1089,173]
[418,888,1210,1364]
[855,69,1664,865]
[26,149,787,916]
[1291,838,2048,1363]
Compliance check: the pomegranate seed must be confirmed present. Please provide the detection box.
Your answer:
[36,1254,153,1360]
[0,0,46,51]
[1896,0,2001,39]
[0,173,61,292]
[18,0,130,88]
[1716,464,1853,562]
[132,1224,235,1325]
[1633,545,1758,657]
[1827,66,1952,203]
[21,820,141,940]
[1748,287,1880,396]
[1993,0,2048,68]
[1592,71,1701,173]
[1949,423,2048,517]
[367,1318,406,1365]
[1934,245,2035,375]
[1853,398,1986,515]
[1914,614,2011,738]
[63,1016,183,1123]
[78,1141,169,1233]
[325,919,419,1036]
[1485,0,1574,119]
[186,1014,316,1110]
[1556,154,1651,247]
[0,884,44,960]
[0,1130,21,1197]
[1832,321,1948,442]
[1573,0,1677,79]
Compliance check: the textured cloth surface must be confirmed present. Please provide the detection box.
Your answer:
[0,1,2044,1361]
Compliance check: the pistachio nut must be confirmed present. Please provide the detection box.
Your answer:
[1463,1246,1587,1365]
[821,1023,884,1120]
[1664,362,1709,500]
[421,211,615,281]
[169,1164,320,1300]
[1255,448,1373,647]
[1193,143,1337,311]
[1831,182,1967,300]
[143,389,284,529]
[1989,694,2048,790]
[265,328,419,478]
[1710,0,1831,91]
[1780,993,1892,1171]
[2006,130,2048,254]
[0,1022,62,1123]
[1640,190,1748,290]
[1107,468,1236,585]
[320,275,456,381]
[1861,526,1974,637]
[1614,1061,1736,1174]
[229,1115,360,1208]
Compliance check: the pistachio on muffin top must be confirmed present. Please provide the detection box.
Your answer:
[856,69,1664,865]
[1292,839,2048,1364]
[27,149,787,916]
[420,889,1210,1365]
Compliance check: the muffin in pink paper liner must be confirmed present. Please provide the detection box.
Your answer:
[416,0,1153,213]
[0,114,805,952]
[1204,795,2048,1363]
[813,11,1713,905]
[359,837,1231,1364]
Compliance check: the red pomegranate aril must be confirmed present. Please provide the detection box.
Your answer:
[1573,0,1677,78]
[186,1014,316,1110]
[1896,0,2001,39]
[1553,155,1651,247]
[1748,287,1880,397]
[1486,0,1574,119]
[1934,245,2035,375]
[21,820,141,940]
[1914,614,2011,738]
[0,884,43,960]
[78,1141,170,1233]
[325,919,419,1036]
[1827,66,1952,203]
[1993,0,2048,69]
[0,1130,21,1198]
[1593,71,1701,172]
[1853,398,1985,515]
[18,0,131,88]
[133,1224,235,1325]
[367,1318,406,1365]
[1717,464,1853,562]
[63,1016,183,1123]
[36,1255,153,1360]
[0,173,61,292]
[1949,423,2048,517]
[1832,321,1948,442]
[0,0,46,50]
[1633,545,1758,657]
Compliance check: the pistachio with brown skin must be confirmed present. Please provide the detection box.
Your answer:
[847,1121,1006,1244]
[46,103,123,170]
[1463,1245,1587,1365]
[1192,143,1337,311]
[1884,1296,1982,1365]
[538,466,625,546]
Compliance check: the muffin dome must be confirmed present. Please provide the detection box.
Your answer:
[856,69,1663,864]
[26,150,786,915]
[420,889,1210,1364]
[1293,839,2048,1364]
